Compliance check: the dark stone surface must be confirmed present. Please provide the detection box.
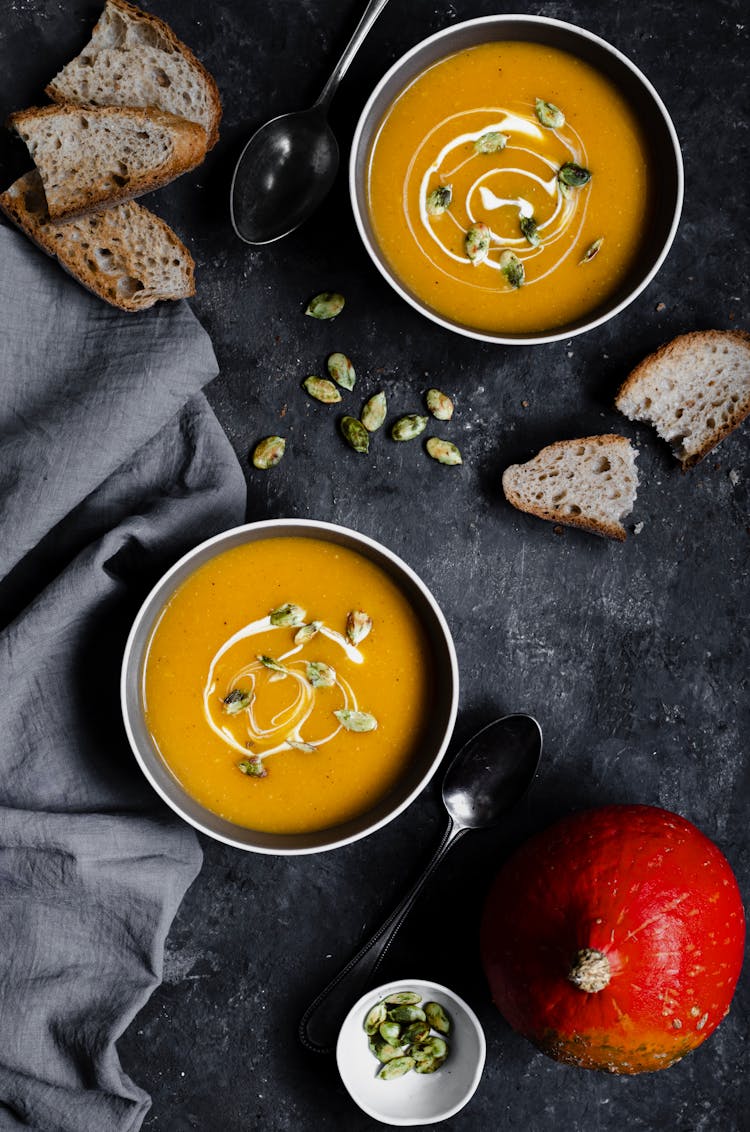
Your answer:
[1,1,748,1129]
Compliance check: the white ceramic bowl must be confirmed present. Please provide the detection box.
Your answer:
[337,978,486,1126]
[350,14,683,346]
[121,520,459,855]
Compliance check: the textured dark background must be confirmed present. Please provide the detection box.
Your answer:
[1,1,748,1129]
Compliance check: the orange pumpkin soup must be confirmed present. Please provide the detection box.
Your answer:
[367,41,652,334]
[142,538,432,834]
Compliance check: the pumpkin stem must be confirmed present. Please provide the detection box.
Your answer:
[568,947,611,993]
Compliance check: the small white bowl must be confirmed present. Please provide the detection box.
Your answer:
[337,979,486,1126]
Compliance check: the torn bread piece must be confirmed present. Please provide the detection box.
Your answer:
[8,105,207,220]
[615,330,750,468]
[45,0,221,149]
[0,170,195,311]
[502,435,638,541]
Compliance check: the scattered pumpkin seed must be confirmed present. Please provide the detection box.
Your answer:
[340,415,370,454]
[426,389,454,421]
[303,376,341,404]
[346,609,372,646]
[327,352,356,390]
[252,435,285,469]
[294,620,323,645]
[426,437,462,466]
[378,1057,415,1080]
[558,162,591,188]
[306,661,336,688]
[270,602,306,627]
[424,1002,451,1035]
[404,1021,431,1044]
[386,991,422,1005]
[305,292,345,319]
[499,249,525,289]
[361,391,387,433]
[535,98,565,129]
[391,414,428,441]
[414,1056,445,1074]
[580,237,604,264]
[371,1040,405,1064]
[334,709,378,732]
[418,1036,448,1060]
[389,1005,426,1024]
[379,1021,402,1044]
[465,221,491,265]
[286,738,317,753]
[426,184,452,215]
[237,756,267,778]
[222,688,252,714]
[474,131,508,153]
[365,1002,388,1034]
[519,215,540,247]
[257,654,289,674]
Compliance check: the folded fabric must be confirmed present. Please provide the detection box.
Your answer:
[0,224,246,1132]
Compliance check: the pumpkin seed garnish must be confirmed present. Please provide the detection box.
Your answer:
[257,654,289,674]
[371,1039,405,1063]
[237,756,267,778]
[558,162,591,188]
[580,237,604,264]
[474,131,508,154]
[361,391,387,433]
[519,215,541,247]
[346,609,372,646]
[426,184,453,215]
[306,661,336,688]
[424,1002,451,1034]
[294,620,323,645]
[391,414,428,441]
[365,1001,388,1035]
[305,292,345,319]
[334,709,378,732]
[340,415,370,454]
[404,1021,431,1044]
[426,437,463,466]
[327,352,356,391]
[252,435,285,470]
[499,249,525,289]
[465,221,491,265]
[303,376,341,404]
[379,1021,402,1044]
[222,688,252,714]
[270,602,306,627]
[535,98,565,130]
[389,1005,426,1024]
[365,990,451,1079]
[378,1057,415,1080]
[426,389,454,421]
[385,991,422,1005]
[286,738,317,753]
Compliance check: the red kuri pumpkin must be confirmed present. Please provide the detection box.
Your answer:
[480,804,745,1073]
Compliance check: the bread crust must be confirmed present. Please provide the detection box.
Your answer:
[45,0,222,149]
[615,330,750,468]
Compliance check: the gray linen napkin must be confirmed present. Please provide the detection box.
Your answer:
[0,225,246,1131]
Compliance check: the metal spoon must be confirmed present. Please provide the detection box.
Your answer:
[299,713,543,1053]
[230,0,392,245]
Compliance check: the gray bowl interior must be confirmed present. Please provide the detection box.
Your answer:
[123,525,456,853]
[352,18,681,341]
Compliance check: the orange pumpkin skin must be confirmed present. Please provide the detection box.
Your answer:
[480,805,745,1074]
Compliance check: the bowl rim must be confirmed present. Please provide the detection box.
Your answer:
[349,12,684,347]
[120,518,460,855]
[336,976,487,1126]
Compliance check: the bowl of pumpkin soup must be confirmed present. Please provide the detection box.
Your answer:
[121,520,458,854]
[350,16,683,344]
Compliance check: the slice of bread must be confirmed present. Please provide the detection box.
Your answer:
[9,105,207,221]
[45,0,221,149]
[0,170,194,311]
[502,435,638,541]
[615,330,750,468]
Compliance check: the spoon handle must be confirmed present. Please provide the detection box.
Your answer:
[315,0,392,111]
[299,818,466,1053]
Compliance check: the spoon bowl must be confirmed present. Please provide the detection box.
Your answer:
[443,714,542,830]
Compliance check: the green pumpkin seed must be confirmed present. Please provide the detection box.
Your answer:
[378,1056,415,1080]
[388,1005,426,1024]
[391,414,428,441]
[465,222,491,265]
[306,661,336,688]
[237,756,267,778]
[403,1021,430,1044]
[270,603,306,627]
[257,654,289,674]
[294,621,323,645]
[417,1036,447,1060]
[414,1056,445,1074]
[580,237,604,264]
[424,1002,451,1035]
[286,738,317,753]
[385,991,422,1005]
[361,391,387,433]
[520,215,540,247]
[305,292,345,319]
[379,1021,402,1044]
[364,1001,388,1034]
[425,389,454,421]
[252,435,285,469]
[340,415,369,454]
[371,1040,405,1064]
[426,184,452,215]
[558,162,591,188]
[222,688,252,714]
[327,352,356,390]
[426,437,462,466]
[346,609,372,646]
[535,98,565,129]
[474,131,508,154]
[499,249,525,289]
[334,709,378,732]
[303,376,341,404]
